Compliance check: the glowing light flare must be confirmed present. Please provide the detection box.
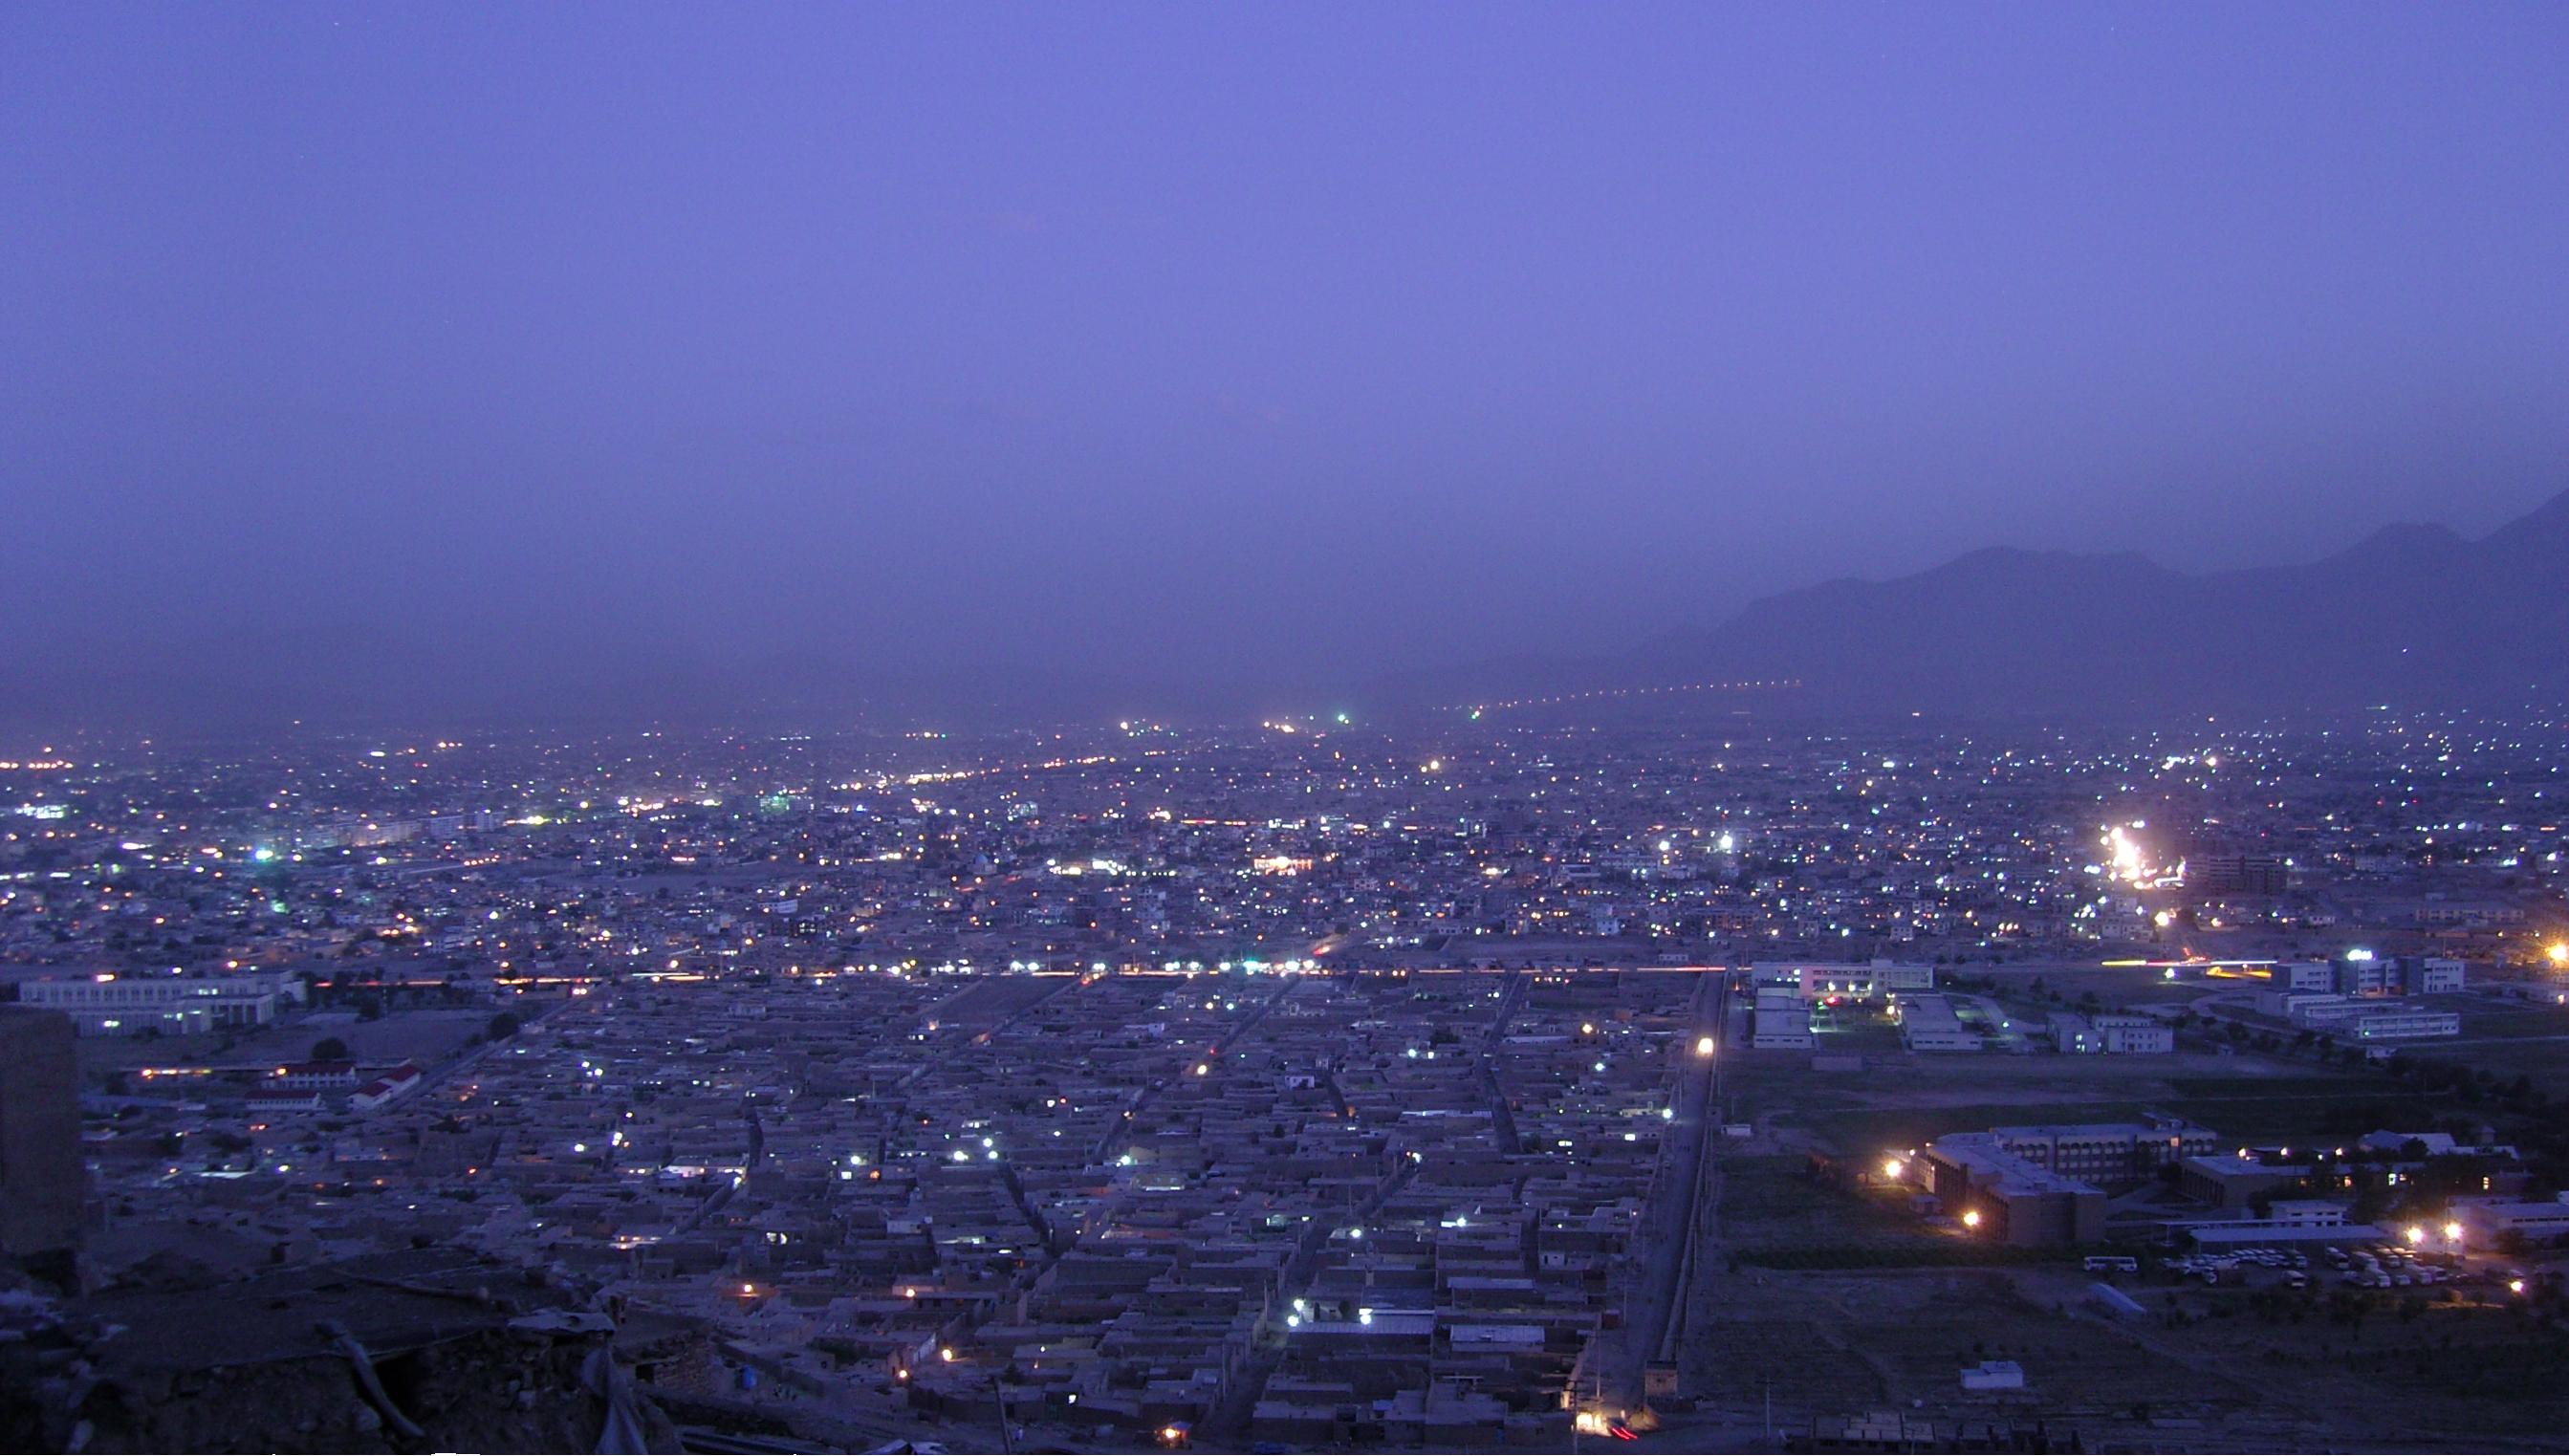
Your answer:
[2101,825,2153,885]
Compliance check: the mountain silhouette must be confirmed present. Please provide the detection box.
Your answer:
[12,490,2565,734]
[1610,487,2569,717]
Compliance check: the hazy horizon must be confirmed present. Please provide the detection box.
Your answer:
[8,5,2569,726]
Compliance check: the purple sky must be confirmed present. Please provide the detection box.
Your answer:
[6,4,2567,706]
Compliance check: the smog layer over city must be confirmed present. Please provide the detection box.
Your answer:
[5,7,2569,1455]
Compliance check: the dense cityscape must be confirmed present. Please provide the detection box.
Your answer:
[12,5,2569,1452]
[5,706,2569,1450]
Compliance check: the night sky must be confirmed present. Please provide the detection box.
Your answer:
[7,5,2567,716]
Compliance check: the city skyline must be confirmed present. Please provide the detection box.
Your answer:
[8,7,2569,1454]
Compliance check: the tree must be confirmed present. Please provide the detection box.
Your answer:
[488,1011,522,1040]
[312,1036,350,1062]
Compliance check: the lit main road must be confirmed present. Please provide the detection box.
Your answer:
[1603,967,1730,1418]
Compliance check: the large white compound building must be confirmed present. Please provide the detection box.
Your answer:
[15,968,306,1036]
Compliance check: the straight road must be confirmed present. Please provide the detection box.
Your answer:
[1603,967,1730,1416]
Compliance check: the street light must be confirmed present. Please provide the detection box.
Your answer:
[1695,1035,1715,1056]
[1961,1208,1983,1230]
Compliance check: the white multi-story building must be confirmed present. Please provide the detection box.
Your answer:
[2098,1014,2173,1054]
[18,970,305,1036]
[2290,999,2460,1040]
[2051,1012,2170,1054]
[2277,962,2335,992]
[1753,960,1935,1003]
[2415,957,2467,994]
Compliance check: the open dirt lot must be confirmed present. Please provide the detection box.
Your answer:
[1673,1257,2569,1451]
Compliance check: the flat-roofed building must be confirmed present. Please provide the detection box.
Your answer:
[19,969,304,1035]
[2415,957,2467,994]
[2179,1154,2308,1208]
[1894,993,1982,1052]
[1981,1119,2216,1185]
[1753,960,1935,1003]
[2049,1012,2173,1054]
[1921,1134,2104,1246]
[2449,1194,2569,1250]
[2291,1002,2460,1040]
[1749,989,1815,1050]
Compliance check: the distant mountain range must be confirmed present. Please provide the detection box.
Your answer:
[1382,487,2569,720]
[11,490,2565,736]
